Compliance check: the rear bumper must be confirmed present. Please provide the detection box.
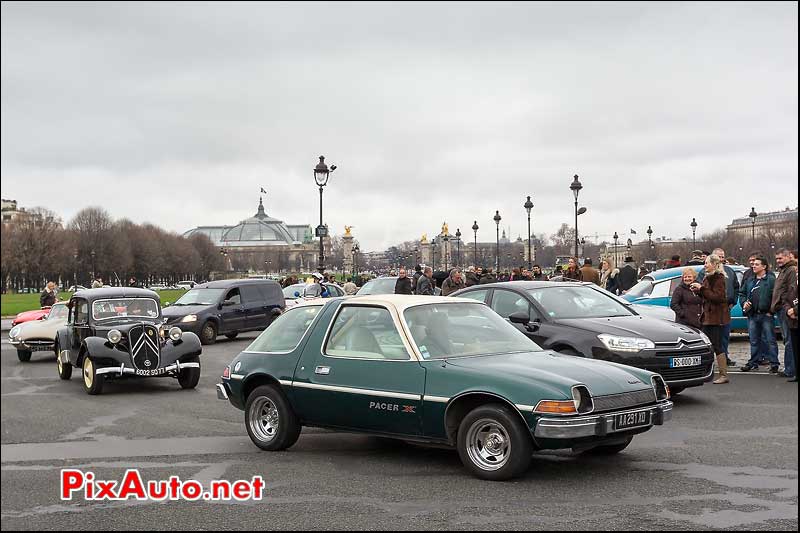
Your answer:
[534,401,673,440]
[216,383,229,400]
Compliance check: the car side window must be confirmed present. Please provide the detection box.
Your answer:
[73,300,88,325]
[490,290,531,320]
[226,288,242,305]
[651,281,671,299]
[459,289,489,303]
[325,306,410,360]
[239,285,261,304]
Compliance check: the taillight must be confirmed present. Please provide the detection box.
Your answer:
[222,366,230,379]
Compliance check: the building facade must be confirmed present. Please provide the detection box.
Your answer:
[727,207,798,241]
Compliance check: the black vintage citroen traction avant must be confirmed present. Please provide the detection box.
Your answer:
[55,288,202,395]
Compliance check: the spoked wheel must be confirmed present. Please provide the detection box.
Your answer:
[244,385,301,451]
[457,404,532,480]
[82,356,104,395]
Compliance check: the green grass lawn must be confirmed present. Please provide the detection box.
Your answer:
[1,290,187,316]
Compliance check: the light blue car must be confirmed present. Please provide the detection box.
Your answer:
[622,265,749,332]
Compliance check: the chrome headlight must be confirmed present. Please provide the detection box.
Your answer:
[169,327,182,341]
[107,329,122,344]
[180,314,197,323]
[598,334,655,352]
[699,331,712,346]
[571,385,594,414]
[9,325,21,339]
[651,375,670,401]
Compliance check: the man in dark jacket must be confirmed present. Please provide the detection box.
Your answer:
[411,265,423,292]
[739,256,779,372]
[394,268,413,295]
[686,250,705,266]
[771,249,797,378]
[531,265,548,281]
[415,266,435,295]
[579,258,601,286]
[479,268,497,284]
[441,269,466,296]
[465,267,480,287]
[696,248,740,367]
[40,281,58,307]
[618,257,638,293]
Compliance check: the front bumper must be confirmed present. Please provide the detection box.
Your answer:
[534,401,673,439]
[94,360,200,377]
[10,339,55,351]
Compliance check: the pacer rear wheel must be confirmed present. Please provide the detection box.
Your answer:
[245,385,300,451]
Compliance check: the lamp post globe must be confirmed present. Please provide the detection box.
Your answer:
[313,155,336,274]
[524,195,534,269]
[570,174,582,256]
[472,221,479,267]
[493,210,502,271]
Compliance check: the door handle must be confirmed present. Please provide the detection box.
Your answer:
[314,366,331,375]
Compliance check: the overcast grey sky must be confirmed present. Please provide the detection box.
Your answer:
[2,1,797,251]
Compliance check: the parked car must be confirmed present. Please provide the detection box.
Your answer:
[148,284,167,291]
[452,281,714,394]
[176,281,196,290]
[55,288,202,395]
[11,307,52,327]
[217,295,672,480]
[9,302,70,361]
[162,279,284,345]
[621,265,750,332]
[358,276,442,296]
[283,282,345,309]
[68,285,88,292]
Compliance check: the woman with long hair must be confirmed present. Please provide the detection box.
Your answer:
[671,267,703,329]
[562,257,584,281]
[690,254,731,384]
[599,257,620,295]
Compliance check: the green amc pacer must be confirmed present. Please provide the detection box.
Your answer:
[217,295,673,480]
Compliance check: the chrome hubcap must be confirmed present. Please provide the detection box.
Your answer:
[83,358,93,388]
[466,418,511,471]
[249,397,279,443]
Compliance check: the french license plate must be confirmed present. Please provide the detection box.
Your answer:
[135,368,167,376]
[670,356,702,368]
[614,410,650,431]
[31,345,54,352]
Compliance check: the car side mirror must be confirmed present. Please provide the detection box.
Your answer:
[271,308,282,317]
[222,300,236,307]
[508,312,530,324]
[164,302,171,307]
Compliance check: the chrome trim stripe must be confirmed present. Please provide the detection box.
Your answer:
[230,374,245,380]
[423,395,450,403]
[515,404,535,412]
[291,381,422,401]
[278,379,293,386]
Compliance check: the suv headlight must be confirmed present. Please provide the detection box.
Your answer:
[699,331,712,346]
[9,325,21,339]
[180,314,197,323]
[168,327,183,341]
[651,375,670,401]
[598,334,655,352]
[107,329,122,344]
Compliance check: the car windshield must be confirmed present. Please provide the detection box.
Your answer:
[48,304,69,321]
[625,277,656,298]
[283,284,309,298]
[172,288,226,306]
[358,278,397,295]
[404,302,538,360]
[527,286,634,319]
[91,298,160,321]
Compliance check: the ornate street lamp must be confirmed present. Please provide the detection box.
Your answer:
[472,221,479,267]
[313,155,337,274]
[455,228,462,267]
[580,237,586,257]
[613,231,619,267]
[748,207,757,247]
[493,210,502,271]
[443,234,450,272]
[570,174,583,256]
[524,195,534,270]
[647,226,654,260]
[352,243,360,278]
[431,237,437,270]
[90,250,96,280]
[690,218,698,250]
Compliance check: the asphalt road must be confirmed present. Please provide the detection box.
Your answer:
[1,333,797,531]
